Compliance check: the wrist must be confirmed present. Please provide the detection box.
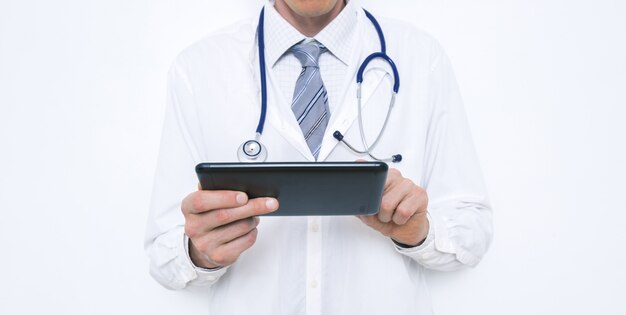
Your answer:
[188,239,221,269]
[392,235,427,248]
[392,217,430,247]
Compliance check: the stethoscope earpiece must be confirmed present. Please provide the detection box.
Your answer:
[333,131,344,141]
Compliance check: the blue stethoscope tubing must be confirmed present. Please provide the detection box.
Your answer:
[239,7,401,163]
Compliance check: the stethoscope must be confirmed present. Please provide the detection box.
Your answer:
[238,8,402,163]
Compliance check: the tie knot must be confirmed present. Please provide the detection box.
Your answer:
[291,41,325,68]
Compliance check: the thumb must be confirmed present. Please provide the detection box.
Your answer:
[358,215,384,230]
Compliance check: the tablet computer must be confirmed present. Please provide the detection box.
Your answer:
[195,162,388,216]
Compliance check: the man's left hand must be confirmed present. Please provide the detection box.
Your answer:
[358,168,429,247]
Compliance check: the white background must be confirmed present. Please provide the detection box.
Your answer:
[1,0,625,314]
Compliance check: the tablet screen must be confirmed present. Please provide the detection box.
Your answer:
[195,162,388,216]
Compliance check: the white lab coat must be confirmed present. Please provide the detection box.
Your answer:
[145,5,492,315]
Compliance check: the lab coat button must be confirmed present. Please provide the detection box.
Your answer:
[311,280,318,288]
[311,223,319,232]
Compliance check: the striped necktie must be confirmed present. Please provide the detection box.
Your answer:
[290,41,330,159]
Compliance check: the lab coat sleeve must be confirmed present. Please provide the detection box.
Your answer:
[394,49,493,271]
[144,57,228,289]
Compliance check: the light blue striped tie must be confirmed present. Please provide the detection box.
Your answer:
[291,41,330,159]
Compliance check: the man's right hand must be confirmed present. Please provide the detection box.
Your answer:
[181,189,279,269]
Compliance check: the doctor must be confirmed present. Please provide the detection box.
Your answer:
[146,0,493,314]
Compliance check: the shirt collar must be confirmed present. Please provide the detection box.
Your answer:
[264,0,358,67]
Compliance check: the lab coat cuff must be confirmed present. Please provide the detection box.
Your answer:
[428,209,481,266]
[395,210,482,267]
[393,212,435,254]
[182,234,229,285]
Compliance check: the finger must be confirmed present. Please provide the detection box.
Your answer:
[211,216,260,245]
[378,178,413,223]
[384,168,403,192]
[188,216,260,265]
[182,190,248,215]
[358,215,392,236]
[377,169,404,223]
[391,193,420,225]
[358,215,382,229]
[198,197,278,231]
[209,228,260,267]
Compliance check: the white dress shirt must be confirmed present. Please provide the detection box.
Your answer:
[145,1,493,314]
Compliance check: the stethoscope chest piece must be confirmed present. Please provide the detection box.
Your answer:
[238,139,267,162]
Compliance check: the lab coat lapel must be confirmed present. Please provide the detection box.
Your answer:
[317,69,385,161]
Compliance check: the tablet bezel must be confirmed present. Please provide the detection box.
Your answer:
[195,162,388,216]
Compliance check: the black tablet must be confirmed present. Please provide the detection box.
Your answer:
[195,162,388,216]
